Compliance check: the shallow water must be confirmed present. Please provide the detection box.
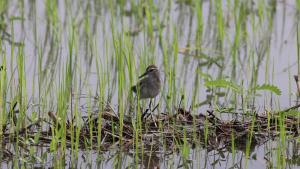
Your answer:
[3,0,299,109]
[1,0,300,168]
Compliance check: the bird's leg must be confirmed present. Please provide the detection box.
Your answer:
[142,99,153,120]
[148,99,152,110]
[141,108,149,120]
[149,99,158,127]
[151,103,159,112]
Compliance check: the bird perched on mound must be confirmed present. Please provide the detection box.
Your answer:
[131,64,161,119]
[131,64,161,99]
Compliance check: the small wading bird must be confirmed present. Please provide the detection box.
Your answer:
[131,64,161,119]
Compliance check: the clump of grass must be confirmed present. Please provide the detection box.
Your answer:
[1,0,300,168]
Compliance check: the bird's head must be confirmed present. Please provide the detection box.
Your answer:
[139,64,159,78]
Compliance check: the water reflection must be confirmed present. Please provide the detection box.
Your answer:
[1,0,300,168]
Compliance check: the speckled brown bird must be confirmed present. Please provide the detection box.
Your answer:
[132,64,161,99]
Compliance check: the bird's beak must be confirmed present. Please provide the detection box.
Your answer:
[139,71,148,78]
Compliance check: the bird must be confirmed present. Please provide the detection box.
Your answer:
[131,64,161,119]
[131,64,161,99]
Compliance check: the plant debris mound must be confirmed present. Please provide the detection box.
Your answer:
[1,107,300,161]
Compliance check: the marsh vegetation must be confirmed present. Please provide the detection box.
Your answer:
[0,0,300,168]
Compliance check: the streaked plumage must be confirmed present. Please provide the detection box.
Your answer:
[132,65,161,99]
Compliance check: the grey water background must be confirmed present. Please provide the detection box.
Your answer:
[4,1,299,110]
[1,0,300,168]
